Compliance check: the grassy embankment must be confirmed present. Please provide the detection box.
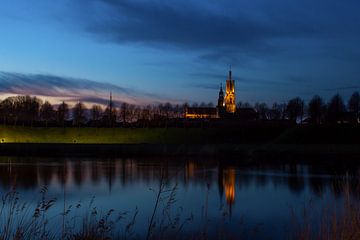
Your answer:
[0,125,284,144]
[0,125,360,158]
[1,125,360,144]
[0,126,203,144]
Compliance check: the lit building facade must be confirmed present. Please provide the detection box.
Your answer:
[224,70,236,113]
[184,69,237,119]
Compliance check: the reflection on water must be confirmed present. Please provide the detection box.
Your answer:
[0,157,359,239]
[223,168,236,211]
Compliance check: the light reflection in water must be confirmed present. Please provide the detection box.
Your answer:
[0,157,359,239]
[223,168,236,210]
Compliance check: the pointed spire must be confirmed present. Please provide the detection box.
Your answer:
[229,65,232,80]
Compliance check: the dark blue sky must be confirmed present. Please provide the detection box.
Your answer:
[1,0,359,105]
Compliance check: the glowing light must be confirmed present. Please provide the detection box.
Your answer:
[223,168,236,206]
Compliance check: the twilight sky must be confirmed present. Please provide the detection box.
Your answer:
[0,0,360,106]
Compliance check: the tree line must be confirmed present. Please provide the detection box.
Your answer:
[0,92,359,127]
[0,96,185,127]
[239,92,360,124]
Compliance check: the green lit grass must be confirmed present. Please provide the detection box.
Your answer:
[0,126,210,144]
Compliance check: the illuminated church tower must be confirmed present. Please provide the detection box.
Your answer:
[225,68,236,113]
[217,84,224,108]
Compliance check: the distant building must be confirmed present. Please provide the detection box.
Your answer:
[184,69,257,121]
[224,69,236,113]
[184,107,218,119]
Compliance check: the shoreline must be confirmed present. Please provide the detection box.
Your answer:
[1,143,360,162]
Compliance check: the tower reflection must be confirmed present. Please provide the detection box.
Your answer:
[223,168,236,208]
[0,157,358,202]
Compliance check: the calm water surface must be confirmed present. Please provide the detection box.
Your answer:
[0,157,358,239]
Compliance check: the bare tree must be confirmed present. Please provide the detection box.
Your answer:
[103,106,116,127]
[191,103,199,108]
[286,97,304,122]
[40,101,55,127]
[327,94,346,123]
[57,101,69,127]
[254,102,269,120]
[119,102,129,124]
[308,95,325,124]
[126,104,136,123]
[11,95,42,126]
[73,102,86,127]
[0,97,15,125]
[348,91,360,121]
[162,102,172,120]
[242,102,253,108]
[91,105,103,127]
[199,102,207,108]
[140,105,152,121]
[268,103,282,120]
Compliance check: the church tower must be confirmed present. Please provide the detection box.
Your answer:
[217,84,224,108]
[225,68,236,113]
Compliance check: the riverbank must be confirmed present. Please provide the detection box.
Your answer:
[1,125,360,144]
[1,143,360,163]
[0,126,359,161]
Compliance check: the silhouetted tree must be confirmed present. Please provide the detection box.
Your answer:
[140,105,152,122]
[327,94,346,123]
[279,103,287,120]
[0,97,15,125]
[13,96,42,126]
[40,101,55,127]
[348,91,360,121]
[286,97,304,122]
[173,104,182,118]
[73,102,86,127]
[268,103,282,120]
[207,102,214,108]
[308,95,325,124]
[57,101,69,127]
[162,102,172,119]
[254,102,269,120]
[236,101,243,108]
[126,104,136,123]
[191,103,199,108]
[242,102,253,108]
[104,105,116,127]
[91,105,103,127]
[120,102,129,124]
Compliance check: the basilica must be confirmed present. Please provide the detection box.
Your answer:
[185,69,256,120]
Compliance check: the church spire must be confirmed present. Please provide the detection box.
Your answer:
[229,65,232,80]
[225,67,236,113]
[218,82,224,108]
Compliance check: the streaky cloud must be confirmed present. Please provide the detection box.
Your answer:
[0,71,175,106]
[321,86,360,91]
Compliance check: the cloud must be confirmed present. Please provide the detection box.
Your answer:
[191,83,220,91]
[71,0,328,57]
[63,0,360,68]
[0,71,174,106]
[321,86,360,91]
[190,71,287,87]
[188,72,226,80]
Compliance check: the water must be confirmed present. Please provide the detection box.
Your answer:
[0,157,357,239]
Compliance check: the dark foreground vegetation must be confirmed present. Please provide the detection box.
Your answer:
[1,175,359,240]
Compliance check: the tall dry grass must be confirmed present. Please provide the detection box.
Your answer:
[292,176,360,240]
